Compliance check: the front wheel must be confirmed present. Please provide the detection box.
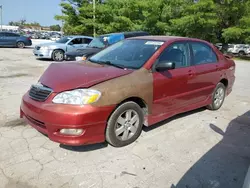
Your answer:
[207,83,226,111]
[52,50,64,61]
[106,102,144,147]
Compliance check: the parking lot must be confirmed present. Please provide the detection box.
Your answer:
[0,45,250,188]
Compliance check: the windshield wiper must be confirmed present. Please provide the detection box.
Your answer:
[89,60,125,69]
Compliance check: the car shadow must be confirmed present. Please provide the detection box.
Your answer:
[143,107,206,132]
[171,111,250,188]
[60,142,108,152]
[35,58,53,62]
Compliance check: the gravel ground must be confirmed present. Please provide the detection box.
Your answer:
[0,47,249,188]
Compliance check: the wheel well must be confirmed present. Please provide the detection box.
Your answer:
[54,49,65,53]
[119,97,148,115]
[220,78,228,88]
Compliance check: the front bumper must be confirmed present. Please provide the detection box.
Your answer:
[64,54,76,61]
[33,49,53,59]
[20,92,115,146]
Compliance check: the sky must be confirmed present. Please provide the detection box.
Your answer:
[0,0,62,26]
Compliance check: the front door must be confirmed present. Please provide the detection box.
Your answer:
[67,38,90,52]
[152,42,196,116]
[0,32,7,46]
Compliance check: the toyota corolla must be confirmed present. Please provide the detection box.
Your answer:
[20,36,235,147]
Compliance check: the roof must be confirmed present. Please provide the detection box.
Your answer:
[130,35,204,42]
[100,31,149,37]
[66,35,94,39]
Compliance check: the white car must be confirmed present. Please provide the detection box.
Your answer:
[227,44,250,56]
[33,36,93,61]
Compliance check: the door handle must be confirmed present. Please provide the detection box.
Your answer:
[188,70,194,76]
[216,65,219,71]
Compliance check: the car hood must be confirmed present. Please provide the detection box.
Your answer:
[39,62,133,92]
[65,47,102,56]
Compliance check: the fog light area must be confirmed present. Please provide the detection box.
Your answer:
[60,129,83,136]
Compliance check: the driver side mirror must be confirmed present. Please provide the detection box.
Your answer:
[68,42,73,45]
[155,61,175,72]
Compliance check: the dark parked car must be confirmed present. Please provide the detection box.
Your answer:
[64,31,149,61]
[0,32,32,48]
[21,36,236,147]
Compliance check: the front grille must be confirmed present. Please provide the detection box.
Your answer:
[35,46,40,50]
[26,115,46,129]
[29,84,53,102]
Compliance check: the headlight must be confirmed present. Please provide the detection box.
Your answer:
[52,89,101,105]
[40,46,49,50]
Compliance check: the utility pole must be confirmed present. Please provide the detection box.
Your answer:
[93,0,96,37]
[0,5,2,31]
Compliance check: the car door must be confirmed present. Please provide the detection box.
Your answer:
[189,41,222,103]
[66,38,87,52]
[5,33,19,46]
[0,32,5,45]
[152,41,196,115]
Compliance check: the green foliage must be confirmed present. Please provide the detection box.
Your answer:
[56,0,250,43]
[50,24,61,31]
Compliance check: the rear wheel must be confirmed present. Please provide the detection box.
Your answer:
[52,50,64,61]
[207,83,226,111]
[17,41,25,48]
[106,102,144,147]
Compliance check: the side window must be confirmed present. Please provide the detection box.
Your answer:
[0,33,6,37]
[158,42,190,68]
[6,33,19,37]
[191,42,217,65]
[82,38,92,44]
[71,38,82,45]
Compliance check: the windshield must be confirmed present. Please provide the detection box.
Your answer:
[56,37,71,44]
[88,37,106,48]
[89,39,164,69]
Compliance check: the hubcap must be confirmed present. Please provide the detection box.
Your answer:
[214,87,225,107]
[55,52,63,61]
[18,42,24,48]
[115,110,140,141]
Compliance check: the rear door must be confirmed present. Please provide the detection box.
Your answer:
[189,41,222,103]
[152,41,197,115]
[5,33,19,46]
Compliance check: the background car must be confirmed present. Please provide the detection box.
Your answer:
[227,44,250,56]
[64,31,149,61]
[50,34,61,41]
[33,35,93,61]
[0,32,32,48]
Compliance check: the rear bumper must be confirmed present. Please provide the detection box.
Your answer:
[227,76,235,96]
[20,93,115,146]
[25,40,32,46]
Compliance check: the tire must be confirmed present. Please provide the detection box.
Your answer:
[17,41,25,48]
[52,49,64,61]
[207,82,226,111]
[239,51,245,57]
[106,101,144,147]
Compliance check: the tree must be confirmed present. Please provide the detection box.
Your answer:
[50,24,61,31]
[55,0,250,44]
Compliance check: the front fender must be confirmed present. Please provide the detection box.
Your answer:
[91,68,153,114]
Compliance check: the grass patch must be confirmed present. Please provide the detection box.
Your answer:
[233,56,250,62]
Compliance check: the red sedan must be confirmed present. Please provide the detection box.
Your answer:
[20,36,236,147]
